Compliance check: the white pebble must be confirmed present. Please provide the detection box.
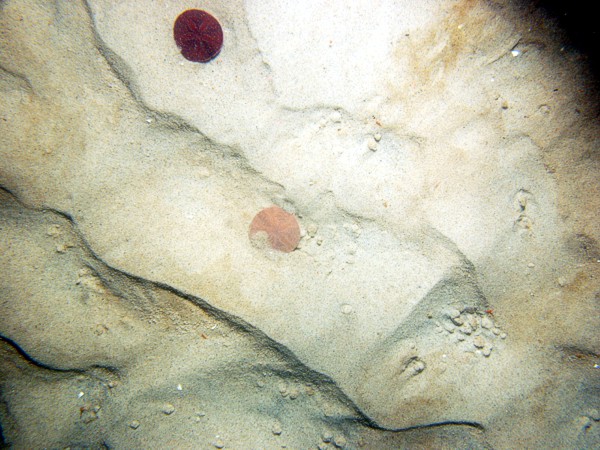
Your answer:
[367,138,378,151]
[413,360,425,373]
[129,420,140,429]
[576,416,592,431]
[459,323,473,335]
[289,387,299,400]
[587,408,600,421]
[473,336,485,348]
[278,383,288,396]
[272,421,283,435]
[443,322,455,333]
[468,314,480,329]
[481,316,494,329]
[447,308,461,319]
[451,315,464,326]
[333,435,347,448]
[162,403,175,415]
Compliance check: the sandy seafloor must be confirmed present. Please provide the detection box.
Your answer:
[0,0,599,448]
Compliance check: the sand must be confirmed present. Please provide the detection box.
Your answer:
[1,0,599,448]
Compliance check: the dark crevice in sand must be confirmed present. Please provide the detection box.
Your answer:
[558,345,600,361]
[0,185,486,434]
[0,65,34,94]
[79,1,140,107]
[385,420,485,432]
[0,335,120,382]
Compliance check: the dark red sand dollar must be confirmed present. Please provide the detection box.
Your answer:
[249,206,301,253]
[173,9,223,63]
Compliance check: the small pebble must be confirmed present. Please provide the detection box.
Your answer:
[473,336,486,348]
[272,421,283,435]
[481,316,494,329]
[500,332,507,339]
[482,345,493,357]
[278,383,288,396]
[46,224,61,237]
[576,416,592,431]
[413,360,425,373]
[129,420,140,430]
[367,138,378,151]
[341,304,353,315]
[289,387,300,400]
[373,133,382,142]
[587,408,600,421]
[322,431,333,442]
[492,327,501,335]
[451,315,464,326]
[443,322,455,333]
[447,308,461,319]
[162,403,175,415]
[333,435,347,448]
[212,438,225,449]
[459,323,473,335]
[330,111,342,123]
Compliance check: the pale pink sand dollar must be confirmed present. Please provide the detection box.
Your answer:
[249,206,301,253]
